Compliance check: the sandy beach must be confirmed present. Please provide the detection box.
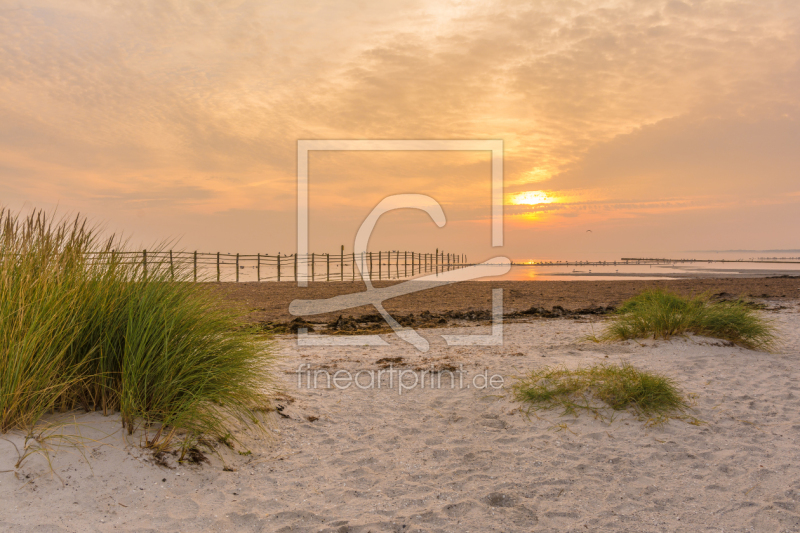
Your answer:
[215,278,800,324]
[6,0,800,530]
[2,289,799,532]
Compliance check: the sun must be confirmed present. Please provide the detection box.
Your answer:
[509,190,554,206]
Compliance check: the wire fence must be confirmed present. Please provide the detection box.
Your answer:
[77,250,469,282]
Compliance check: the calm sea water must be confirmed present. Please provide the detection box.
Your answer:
[474,251,800,281]
[191,251,800,282]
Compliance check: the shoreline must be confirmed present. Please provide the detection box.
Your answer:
[214,277,800,324]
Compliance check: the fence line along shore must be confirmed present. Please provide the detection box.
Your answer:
[71,250,800,283]
[78,249,469,282]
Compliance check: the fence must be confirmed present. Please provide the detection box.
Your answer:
[80,249,469,283]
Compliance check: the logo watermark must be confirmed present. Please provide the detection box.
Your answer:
[291,140,510,352]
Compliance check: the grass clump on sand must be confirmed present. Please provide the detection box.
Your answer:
[599,289,776,351]
[513,363,689,421]
[0,208,275,453]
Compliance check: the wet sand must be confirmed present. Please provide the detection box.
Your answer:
[214,277,800,324]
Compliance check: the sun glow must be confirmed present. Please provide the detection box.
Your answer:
[509,190,555,206]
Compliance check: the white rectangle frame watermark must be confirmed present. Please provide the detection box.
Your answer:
[296,139,504,287]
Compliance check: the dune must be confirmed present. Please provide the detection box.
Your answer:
[2,299,800,532]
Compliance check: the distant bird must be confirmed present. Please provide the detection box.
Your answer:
[586,230,593,232]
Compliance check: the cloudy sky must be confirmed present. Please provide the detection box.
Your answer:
[1,0,798,260]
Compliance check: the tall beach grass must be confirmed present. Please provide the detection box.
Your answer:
[599,288,776,350]
[0,208,275,450]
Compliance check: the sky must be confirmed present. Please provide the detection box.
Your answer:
[1,0,799,261]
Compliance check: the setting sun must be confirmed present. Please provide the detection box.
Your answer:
[509,191,555,206]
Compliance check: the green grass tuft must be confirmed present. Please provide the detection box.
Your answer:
[599,289,776,351]
[513,363,689,421]
[0,208,276,451]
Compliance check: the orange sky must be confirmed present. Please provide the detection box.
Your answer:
[1,0,799,260]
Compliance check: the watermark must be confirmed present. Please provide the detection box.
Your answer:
[291,140,511,352]
[296,363,505,395]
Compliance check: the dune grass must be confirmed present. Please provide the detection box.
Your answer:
[598,289,776,350]
[513,363,689,421]
[0,208,275,452]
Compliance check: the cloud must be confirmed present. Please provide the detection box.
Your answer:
[549,110,800,199]
[1,0,800,254]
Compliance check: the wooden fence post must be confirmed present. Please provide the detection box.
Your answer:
[169,250,174,280]
[216,252,220,282]
[378,251,382,280]
[327,253,330,281]
[294,253,297,282]
[395,250,399,278]
[341,245,344,281]
[143,249,147,278]
[369,251,373,279]
[311,253,315,282]
[193,251,197,282]
[236,253,240,282]
[257,253,261,282]
[277,254,281,282]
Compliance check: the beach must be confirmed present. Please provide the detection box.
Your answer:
[216,278,800,324]
[2,282,799,532]
[5,0,800,530]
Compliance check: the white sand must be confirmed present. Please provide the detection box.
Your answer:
[2,303,800,532]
